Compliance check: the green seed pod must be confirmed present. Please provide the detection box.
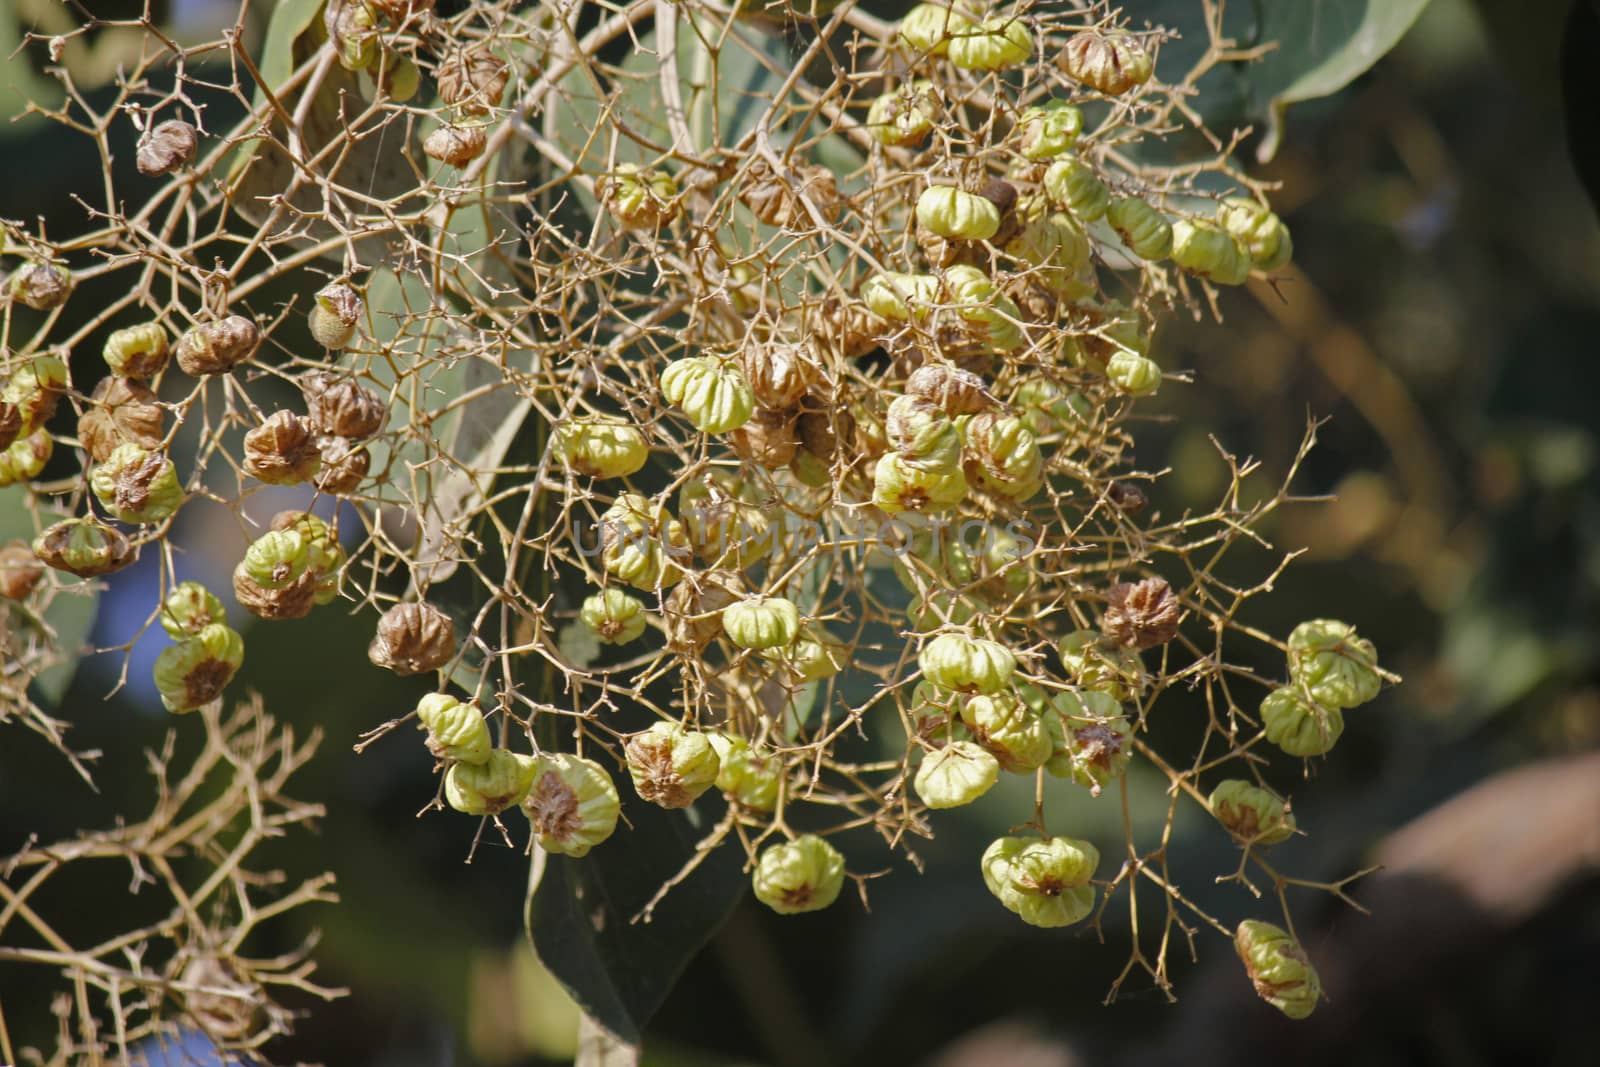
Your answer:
[941,265,1026,351]
[908,590,984,631]
[659,357,755,435]
[308,283,362,350]
[1005,209,1092,290]
[269,511,344,607]
[1286,619,1381,709]
[175,315,260,376]
[867,80,938,146]
[242,529,311,590]
[961,691,1052,773]
[774,628,849,682]
[3,354,69,435]
[161,580,226,639]
[679,479,775,567]
[1062,32,1153,96]
[860,271,939,321]
[948,16,1033,70]
[522,753,621,857]
[872,452,968,513]
[1043,155,1108,222]
[1234,920,1322,1020]
[752,834,846,914]
[1260,686,1344,757]
[722,595,801,650]
[416,693,492,765]
[598,492,690,589]
[152,623,244,714]
[886,395,963,472]
[1106,350,1163,397]
[580,588,648,644]
[1045,690,1132,795]
[919,632,1015,694]
[8,261,72,311]
[916,186,1003,241]
[1210,779,1297,846]
[963,411,1043,500]
[1017,102,1083,160]
[1012,379,1089,436]
[103,322,170,378]
[600,164,679,229]
[376,50,421,102]
[1219,197,1293,271]
[625,722,721,809]
[1107,197,1173,260]
[707,732,782,811]
[32,517,134,577]
[1057,629,1143,701]
[981,834,1099,927]
[897,3,972,55]
[0,431,51,487]
[89,443,184,524]
[1170,219,1251,286]
[445,749,537,815]
[556,417,649,479]
[914,739,999,808]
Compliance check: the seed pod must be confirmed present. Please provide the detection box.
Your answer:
[872,452,967,513]
[773,628,849,682]
[659,356,755,434]
[679,480,774,566]
[1106,350,1162,397]
[897,3,973,55]
[1107,197,1173,260]
[369,601,457,675]
[523,753,622,856]
[1017,102,1083,160]
[708,732,782,811]
[866,80,938,146]
[919,632,1015,694]
[1260,686,1344,757]
[940,265,1026,351]
[624,721,721,809]
[1286,619,1381,709]
[8,261,72,311]
[662,568,743,652]
[175,315,260,376]
[963,411,1043,500]
[580,588,648,644]
[243,412,321,486]
[1108,480,1147,514]
[1210,779,1297,846]
[981,835,1099,927]
[79,377,164,463]
[376,51,421,102]
[103,322,170,378]
[722,595,801,650]
[300,371,383,439]
[915,739,999,808]
[1044,690,1133,796]
[0,540,43,600]
[916,186,1002,242]
[3,354,68,436]
[233,532,318,621]
[0,400,18,452]
[270,513,340,610]
[136,119,198,177]
[445,749,537,816]
[436,47,510,114]
[313,435,370,495]
[814,296,885,360]
[0,431,52,487]
[860,271,939,321]
[161,580,226,639]
[89,443,184,524]
[416,693,492,765]
[325,0,379,71]
[752,834,845,914]
[1219,197,1293,271]
[600,165,679,229]
[796,403,853,465]
[886,395,962,471]
[423,123,488,167]
[1006,211,1093,301]
[1043,155,1108,222]
[739,341,818,409]
[33,517,134,577]
[743,161,841,230]
[1057,629,1143,701]
[1100,577,1180,649]
[961,691,1053,773]
[947,16,1033,71]
[905,363,993,415]
[1234,920,1322,1020]
[153,623,244,713]
[1011,378,1087,436]
[599,492,691,589]
[307,283,363,350]
[1062,32,1153,96]
[554,417,648,478]
[1170,219,1251,286]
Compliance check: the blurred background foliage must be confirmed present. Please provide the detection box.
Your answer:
[1,0,1598,1063]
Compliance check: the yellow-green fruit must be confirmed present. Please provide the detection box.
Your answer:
[522,753,621,857]
[103,322,170,378]
[960,691,1052,773]
[624,722,720,808]
[1058,629,1143,701]
[32,517,133,577]
[872,452,967,513]
[417,692,492,765]
[0,431,51,487]
[1045,690,1132,795]
[963,411,1043,500]
[556,418,649,478]
[981,834,1099,927]
[707,732,781,811]
[1018,103,1083,160]
[916,186,1003,242]
[272,511,344,605]
[1107,198,1173,260]
[861,271,939,321]
[1170,219,1251,285]
[897,3,972,55]
[89,443,184,524]
[1219,197,1293,271]
[1043,156,1108,223]
[601,164,679,229]
[679,479,774,567]
[1106,350,1162,397]
[1234,920,1322,1020]
[445,749,537,815]
[598,493,690,589]
[867,81,938,146]
[947,17,1032,71]
[1012,379,1089,436]
[919,632,1015,694]
[3,355,69,434]
[580,588,648,644]
[752,834,845,914]
[775,629,849,682]
[1286,619,1381,709]
[1210,779,1296,846]
[1260,686,1344,757]
[886,395,962,472]
[377,52,420,102]
[242,529,311,590]
[161,580,226,639]
[660,357,755,434]
[914,739,999,809]
[723,595,801,650]
[152,623,244,713]
[308,282,362,349]
[941,265,1025,350]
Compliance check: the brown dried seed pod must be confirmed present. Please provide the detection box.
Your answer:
[905,363,993,415]
[916,230,984,270]
[1006,278,1059,324]
[369,601,457,675]
[9,262,72,311]
[739,341,818,409]
[1100,577,1180,649]
[79,377,164,463]
[175,315,260,376]
[978,177,1020,245]
[796,399,857,461]
[0,400,19,452]
[1107,481,1147,515]
[313,435,370,495]
[1062,32,1153,97]
[742,161,841,230]
[136,120,198,177]
[437,48,511,114]
[423,124,487,167]
[233,564,317,621]
[243,412,321,485]
[729,406,800,468]
[302,371,386,438]
[0,540,43,600]
[814,297,884,360]
[662,569,743,654]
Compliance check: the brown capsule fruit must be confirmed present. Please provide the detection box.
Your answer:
[424,124,488,167]
[1100,577,1180,649]
[79,377,164,463]
[729,406,800,468]
[313,435,370,495]
[905,363,993,415]
[175,316,260,376]
[302,371,385,438]
[0,540,43,599]
[369,600,457,675]
[437,48,510,114]
[739,341,818,409]
[136,120,199,177]
[233,564,317,621]
[742,161,841,230]
[9,262,72,311]
[243,411,321,485]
